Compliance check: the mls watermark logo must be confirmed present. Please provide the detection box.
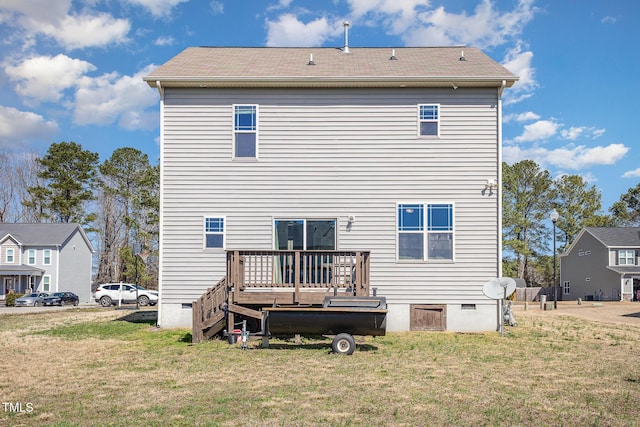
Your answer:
[3,402,34,413]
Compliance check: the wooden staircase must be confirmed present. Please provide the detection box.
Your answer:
[191,276,228,343]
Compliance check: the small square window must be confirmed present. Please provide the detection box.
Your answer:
[419,104,439,137]
[205,217,225,249]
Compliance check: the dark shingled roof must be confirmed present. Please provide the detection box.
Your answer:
[585,227,640,247]
[144,46,517,88]
[0,223,88,247]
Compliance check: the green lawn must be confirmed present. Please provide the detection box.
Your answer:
[1,307,639,426]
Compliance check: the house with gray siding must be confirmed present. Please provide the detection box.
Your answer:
[144,44,517,332]
[0,223,94,303]
[560,227,640,302]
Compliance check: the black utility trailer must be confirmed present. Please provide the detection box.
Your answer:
[260,296,387,355]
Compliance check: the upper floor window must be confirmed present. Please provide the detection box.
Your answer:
[234,105,257,158]
[618,249,636,265]
[43,249,51,265]
[27,249,36,265]
[6,248,14,263]
[418,104,439,137]
[398,203,453,261]
[205,217,225,249]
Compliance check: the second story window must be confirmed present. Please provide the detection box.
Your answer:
[418,104,439,137]
[27,249,36,265]
[618,249,636,265]
[6,248,14,263]
[234,105,257,158]
[44,249,51,265]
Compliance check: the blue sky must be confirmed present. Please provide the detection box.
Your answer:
[0,0,637,211]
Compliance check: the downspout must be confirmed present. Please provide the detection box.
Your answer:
[156,80,165,327]
[497,80,506,279]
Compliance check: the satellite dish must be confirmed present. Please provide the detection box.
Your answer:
[483,277,517,300]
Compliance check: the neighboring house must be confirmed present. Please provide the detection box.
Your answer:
[0,223,94,303]
[144,43,517,332]
[560,227,640,302]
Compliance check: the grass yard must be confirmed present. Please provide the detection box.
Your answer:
[1,305,640,426]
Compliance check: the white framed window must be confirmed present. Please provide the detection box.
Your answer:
[6,248,14,263]
[418,104,439,137]
[563,281,570,295]
[27,249,36,265]
[618,249,635,265]
[397,203,454,261]
[233,105,258,158]
[204,217,225,249]
[43,249,51,265]
[42,275,51,292]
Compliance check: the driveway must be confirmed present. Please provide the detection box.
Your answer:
[0,302,99,315]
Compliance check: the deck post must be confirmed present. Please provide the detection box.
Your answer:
[294,251,301,303]
[355,251,362,296]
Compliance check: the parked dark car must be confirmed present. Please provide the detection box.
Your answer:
[42,292,79,306]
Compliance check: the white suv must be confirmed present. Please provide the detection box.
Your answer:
[94,283,158,307]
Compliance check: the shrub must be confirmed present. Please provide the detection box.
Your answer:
[5,293,24,306]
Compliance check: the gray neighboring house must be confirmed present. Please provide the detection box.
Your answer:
[144,45,518,332]
[0,223,94,303]
[560,227,640,302]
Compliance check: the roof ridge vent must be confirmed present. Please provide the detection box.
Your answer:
[343,21,350,53]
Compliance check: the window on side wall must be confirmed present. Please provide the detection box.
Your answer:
[563,281,570,295]
[27,249,36,265]
[418,104,439,137]
[397,203,454,261]
[233,105,257,158]
[618,249,635,265]
[43,249,51,265]
[43,275,51,292]
[205,217,225,249]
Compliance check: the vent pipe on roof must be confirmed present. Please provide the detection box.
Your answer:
[343,21,350,53]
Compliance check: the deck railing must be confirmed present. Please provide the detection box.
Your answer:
[192,276,227,343]
[227,250,370,304]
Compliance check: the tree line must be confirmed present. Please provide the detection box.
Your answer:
[2,143,639,290]
[502,160,640,287]
[0,142,158,288]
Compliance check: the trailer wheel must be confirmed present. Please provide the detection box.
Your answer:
[332,333,356,355]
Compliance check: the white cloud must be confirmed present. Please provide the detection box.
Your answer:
[154,35,175,46]
[5,54,96,103]
[503,111,540,123]
[0,1,130,49]
[560,126,606,141]
[514,120,559,142]
[123,0,189,18]
[0,106,58,147]
[358,0,538,49]
[622,168,640,178]
[266,13,342,47]
[73,65,159,130]
[504,143,629,170]
[40,13,130,49]
[502,43,536,105]
[210,1,224,15]
[601,16,616,24]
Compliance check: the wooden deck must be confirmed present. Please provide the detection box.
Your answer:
[192,250,371,342]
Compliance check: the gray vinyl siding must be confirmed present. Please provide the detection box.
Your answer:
[160,87,500,307]
[58,229,93,302]
[561,232,621,301]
